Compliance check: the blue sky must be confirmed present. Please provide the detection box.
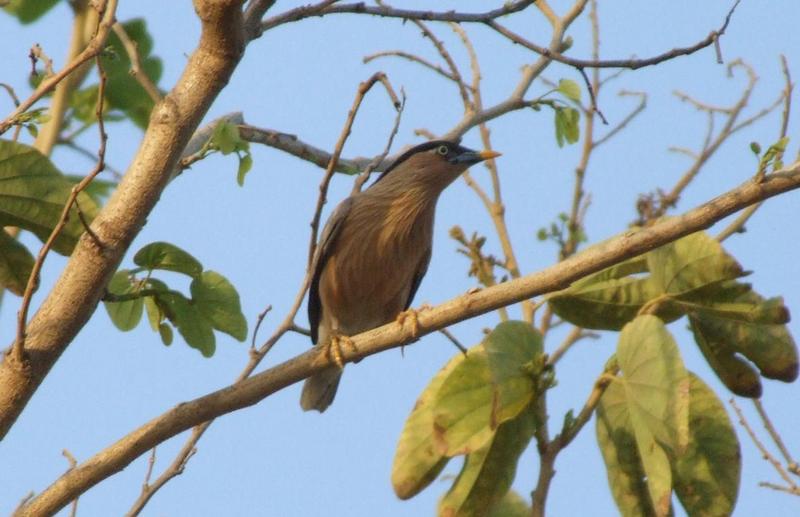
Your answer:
[1,1,799,515]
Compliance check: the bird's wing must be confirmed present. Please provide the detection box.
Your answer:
[308,197,354,344]
[404,246,432,311]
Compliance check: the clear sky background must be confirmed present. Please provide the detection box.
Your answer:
[1,1,799,516]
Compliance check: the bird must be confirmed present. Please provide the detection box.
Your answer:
[300,140,501,412]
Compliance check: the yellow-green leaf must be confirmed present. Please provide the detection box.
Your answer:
[673,373,741,517]
[438,409,536,517]
[689,287,797,396]
[433,322,540,457]
[392,353,462,499]
[558,78,582,103]
[549,256,663,330]
[617,315,690,455]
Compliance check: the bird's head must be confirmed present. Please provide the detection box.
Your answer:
[370,140,501,194]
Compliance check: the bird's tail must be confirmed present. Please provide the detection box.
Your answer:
[300,366,343,412]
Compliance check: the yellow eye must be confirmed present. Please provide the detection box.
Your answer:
[436,145,449,156]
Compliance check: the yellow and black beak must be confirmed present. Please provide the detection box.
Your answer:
[452,148,502,165]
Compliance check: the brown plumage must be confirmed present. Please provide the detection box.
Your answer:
[300,140,501,412]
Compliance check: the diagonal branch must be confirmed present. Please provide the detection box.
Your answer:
[19,161,800,516]
[0,0,247,440]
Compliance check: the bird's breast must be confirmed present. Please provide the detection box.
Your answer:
[319,192,435,335]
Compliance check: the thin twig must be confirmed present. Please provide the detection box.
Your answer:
[546,327,598,366]
[730,399,799,491]
[486,0,739,71]
[260,0,536,34]
[0,0,119,135]
[438,328,468,354]
[61,449,79,517]
[352,91,405,193]
[406,15,471,109]
[753,399,800,476]
[532,371,616,516]
[13,57,108,364]
[592,90,647,148]
[112,23,162,103]
[250,305,273,349]
[307,71,399,267]
[363,51,463,85]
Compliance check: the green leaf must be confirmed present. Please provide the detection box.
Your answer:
[103,270,144,331]
[597,316,691,516]
[483,320,543,416]
[158,322,174,346]
[617,315,689,456]
[212,121,243,155]
[758,136,789,171]
[647,231,744,298]
[597,382,658,517]
[554,108,565,148]
[688,286,798,397]
[487,490,531,517]
[549,256,661,330]
[563,107,580,144]
[3,0,61,24]
[101,19,163,128]
[749,142,761,156]
[144,295,162,331]
[673,373,741,517]
[439,409,536,517]
[433,322,541,457]
[0,139,100,255]
[157,291,215,357]
[392,353,463,499]
[557,78,582,103]
[0,229,34,296]
[133,241,203,278]
[190,270,247,341]
[689,315,762,397]
[237,153,253,186]
[432,349,496,455]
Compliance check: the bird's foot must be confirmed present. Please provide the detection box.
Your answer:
[396,303,432,338]
[326,334,357,369]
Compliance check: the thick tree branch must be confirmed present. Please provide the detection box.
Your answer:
[19,162,800,516]
[0,0,246,439]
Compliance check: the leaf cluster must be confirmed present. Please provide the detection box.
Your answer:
[392,321,544,516]
[0,140,100,296]
[104,242,248,357]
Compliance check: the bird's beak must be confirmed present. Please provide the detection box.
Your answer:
[453,149,502,165]
[478,150,502,161]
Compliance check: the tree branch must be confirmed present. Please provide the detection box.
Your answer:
[18,161,800,516]
[485,0,739,70]
[259,0,536,34]
[0,0,247,440]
